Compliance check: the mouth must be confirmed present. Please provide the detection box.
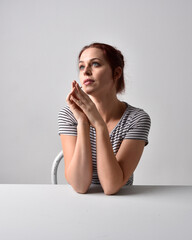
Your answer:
[83,79,95,86]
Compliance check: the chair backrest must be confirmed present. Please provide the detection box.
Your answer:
[51,150,63,184]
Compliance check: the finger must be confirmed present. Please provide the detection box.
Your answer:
[71,80,77,92]
[76,83,91,101]
[70,82,90,107]
[70,94,80,104]
[66,92,73,105]
[76,82,86,95]
[72,80,76,88]
[66,87,76,103]
[68,86,77,98]
[70,95,83,108]
[73,83,84,99]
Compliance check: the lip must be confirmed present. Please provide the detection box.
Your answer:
[83,79,95,85]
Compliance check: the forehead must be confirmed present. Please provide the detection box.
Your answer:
[79,47,106,62]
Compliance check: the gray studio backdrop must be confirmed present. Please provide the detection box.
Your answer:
[0,0,192,185]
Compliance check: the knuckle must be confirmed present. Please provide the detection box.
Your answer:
[87,105,92,112]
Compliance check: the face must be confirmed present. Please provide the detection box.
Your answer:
[78,47,116,96]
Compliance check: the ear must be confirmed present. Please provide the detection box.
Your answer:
[114,67,122,81]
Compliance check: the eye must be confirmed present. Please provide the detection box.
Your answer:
[79,65,85,70]
[92,62,100,67]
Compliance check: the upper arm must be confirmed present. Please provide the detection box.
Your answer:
[116,139,145,186]
[60,134,77,178]
[116,108,151,185]
[58,105,78,175]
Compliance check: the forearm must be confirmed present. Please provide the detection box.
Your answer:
[67,122,92,193]
[96,123,124,195]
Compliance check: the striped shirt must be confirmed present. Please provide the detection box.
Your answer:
[58,102,151,185]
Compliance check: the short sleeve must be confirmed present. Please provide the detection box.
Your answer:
[58,106,77,136]
[125,109,151,146]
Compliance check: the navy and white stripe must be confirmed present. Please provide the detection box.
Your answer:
[58,102,151,185]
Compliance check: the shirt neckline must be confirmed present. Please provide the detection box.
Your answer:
[109,102,129,136]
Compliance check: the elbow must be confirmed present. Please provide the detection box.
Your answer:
[102,174,125,195]
[102,177,124,195]
[104,188,120,195]
[103,183,122,195]
[68,180,91,194]
[100,170,124,195]
[73,184,90,194]
[77,189,89,194]
[65,172,90,194]
[68,176,91,194]
[104,190,116,195]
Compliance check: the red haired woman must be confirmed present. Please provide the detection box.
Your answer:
[58,43,151,195]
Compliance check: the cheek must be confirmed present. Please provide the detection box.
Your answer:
[99,69,113,83]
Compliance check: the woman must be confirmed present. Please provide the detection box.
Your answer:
[58,43,151,195]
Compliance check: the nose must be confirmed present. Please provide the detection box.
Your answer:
[83,65,92,76]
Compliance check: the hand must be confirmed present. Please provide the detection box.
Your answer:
[69,81,104,128]
[66,81,89,124]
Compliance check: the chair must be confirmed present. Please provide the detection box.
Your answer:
[51,150,63,184]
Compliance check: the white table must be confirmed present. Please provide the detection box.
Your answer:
[0,184,192,240]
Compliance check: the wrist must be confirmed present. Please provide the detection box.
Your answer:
[95,119,107,133]
[77,119,90,128]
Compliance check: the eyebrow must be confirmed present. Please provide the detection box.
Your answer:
[79,58,102,63]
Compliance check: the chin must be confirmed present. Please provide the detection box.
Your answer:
[82,86,96,95]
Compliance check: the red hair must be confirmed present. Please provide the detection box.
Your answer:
[78,42,125,94]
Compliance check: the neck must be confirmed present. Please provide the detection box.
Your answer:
[89,92,125,123]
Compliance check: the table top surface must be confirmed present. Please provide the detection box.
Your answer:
[0,184,192,240]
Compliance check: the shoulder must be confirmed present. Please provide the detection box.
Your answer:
[121,103,151,145]
[123,103,151,126]
[58,105,77,136]
[58,105,77,124]
[58,105,72,117]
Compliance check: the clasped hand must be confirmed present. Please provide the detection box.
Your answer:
[66,81,104,128]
